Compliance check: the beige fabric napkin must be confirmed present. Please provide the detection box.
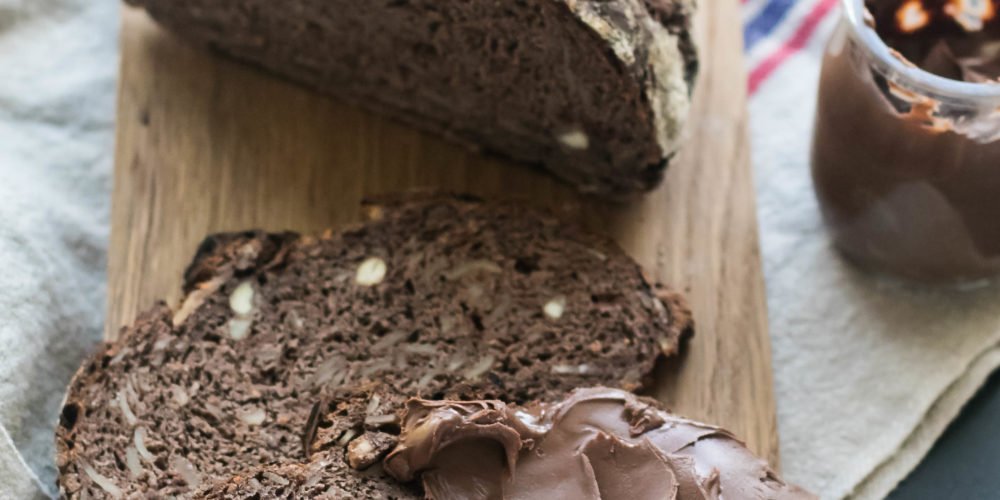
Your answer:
[749,14,1000,499]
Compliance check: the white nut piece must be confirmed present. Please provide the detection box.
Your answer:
[558,129,590,150]
[228,317,253,341]
[171,455,201,488]
[238,407,267,426]
[262,471,290,486]
[346,432,397,470]
[347,436,376,469]
[551,363,592,375]
[170,386,190,407]
[229,281,255,316]
[543,296,567,320]
[355,257,388,286]
[365,205,385,221]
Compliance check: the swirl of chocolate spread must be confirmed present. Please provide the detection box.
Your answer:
[383,388,814,500]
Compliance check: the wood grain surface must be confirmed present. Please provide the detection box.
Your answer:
[108,2,779,464]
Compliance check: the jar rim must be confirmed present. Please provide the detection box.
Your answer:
[841,0,1000,102]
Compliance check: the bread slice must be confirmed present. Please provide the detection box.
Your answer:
[124,0,698,198]
[56,197,691,498]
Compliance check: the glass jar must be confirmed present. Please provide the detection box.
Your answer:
[811,0,1000,285]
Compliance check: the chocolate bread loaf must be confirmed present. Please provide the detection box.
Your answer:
[124,0,698,198]
[56,197,691,498]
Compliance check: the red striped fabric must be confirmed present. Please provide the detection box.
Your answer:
[747,0,839,94]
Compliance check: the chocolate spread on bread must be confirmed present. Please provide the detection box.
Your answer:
[385,388,814,500]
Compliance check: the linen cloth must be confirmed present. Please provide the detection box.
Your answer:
[0,0,115,498]
[746,0,1000,498]
[0,0,997,498]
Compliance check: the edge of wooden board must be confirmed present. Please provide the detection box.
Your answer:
[108,1,779,464]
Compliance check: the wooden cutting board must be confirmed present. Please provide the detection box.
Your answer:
[108,2,779,464]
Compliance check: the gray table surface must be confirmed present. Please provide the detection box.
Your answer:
[888,369,1000,499]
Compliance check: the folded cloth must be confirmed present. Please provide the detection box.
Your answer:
[0,0,116,497]
[2,1,999,499]
[745,0,1000,498]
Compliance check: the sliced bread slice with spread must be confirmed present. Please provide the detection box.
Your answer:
[56,197,691,498]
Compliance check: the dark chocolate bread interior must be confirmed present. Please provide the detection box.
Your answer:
[56,197,691,498]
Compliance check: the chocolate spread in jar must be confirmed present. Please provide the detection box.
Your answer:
[812,0,1000,283]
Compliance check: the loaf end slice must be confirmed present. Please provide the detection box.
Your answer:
[124,0,698,198]
[55,197,691,498]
